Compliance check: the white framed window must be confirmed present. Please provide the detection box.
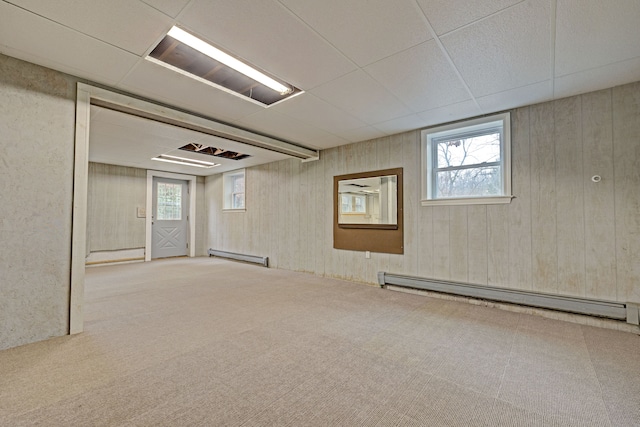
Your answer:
[223,169,245,211]
[421,112,512,206]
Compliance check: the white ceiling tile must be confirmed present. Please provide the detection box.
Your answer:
[476,80,553,114]
[270,93,366,134]
[372,114,427,135]
[555,0,640,77]
[417,100,482,128]
[6,0,173,56]
[554,57,640,100]
[239,109,349,150]
[416,0,522,35]
[337,126,389,143]
[0,2,140,86]
[91,106,202,146]
[177,0,357,90]
[365,40,470,113]
[140,0,191,18]
[310,70,411,124]
[441,0,551,97]
[279,0,431,67]
[119,59,264,123]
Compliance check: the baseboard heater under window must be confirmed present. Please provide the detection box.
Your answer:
[377,272,640,325]
[208,249,268,267]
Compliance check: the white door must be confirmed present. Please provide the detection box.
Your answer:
[152,177,189,259]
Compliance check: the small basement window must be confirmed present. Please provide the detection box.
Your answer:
[223,169,245,211]
[421,112,512,206]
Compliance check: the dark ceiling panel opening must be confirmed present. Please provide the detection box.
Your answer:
[179,143,251,161]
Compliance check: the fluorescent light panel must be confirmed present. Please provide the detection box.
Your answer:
[167,26,292,95]
[152,154,219,169]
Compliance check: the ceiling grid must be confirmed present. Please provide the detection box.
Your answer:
[1,0,638,173]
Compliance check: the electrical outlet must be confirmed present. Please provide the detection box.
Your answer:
[365,251,371,259]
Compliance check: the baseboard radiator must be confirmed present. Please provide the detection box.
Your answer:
[378,272,640,325]
[208,249,268,267]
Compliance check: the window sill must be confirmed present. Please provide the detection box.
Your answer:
[421,195,513,207]
[223,208,246,212]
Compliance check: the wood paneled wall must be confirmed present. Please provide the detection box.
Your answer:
[87,162,147,253]
[205,82,640,304]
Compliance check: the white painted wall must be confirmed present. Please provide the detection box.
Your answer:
[0,54,76,350]
[206,82,640,305]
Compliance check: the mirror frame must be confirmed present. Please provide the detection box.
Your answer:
[333,168,403,254]
[337,173,399,229]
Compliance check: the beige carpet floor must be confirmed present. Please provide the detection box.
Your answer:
[0,257,638,426]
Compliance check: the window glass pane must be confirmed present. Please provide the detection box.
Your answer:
[436,132,500,169]
[232,175,244,193]
[354,195,366,213]
[232,193,245,209]
[435,166,501,198]
[157,183,182,220]
[341,195,351,212]
[224,170,245,210]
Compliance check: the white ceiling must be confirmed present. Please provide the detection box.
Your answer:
[2,0,640,173]
[89,106,289,176]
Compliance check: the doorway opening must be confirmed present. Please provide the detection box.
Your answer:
[147,171,196,260]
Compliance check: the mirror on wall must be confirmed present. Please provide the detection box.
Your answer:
[333,168,403,254]
[338,175,398,227]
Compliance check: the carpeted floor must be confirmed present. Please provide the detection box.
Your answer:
[1,257,638,426]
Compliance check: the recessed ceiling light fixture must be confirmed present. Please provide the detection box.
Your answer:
[168,27,291,95]
[152,154,219,168]
[147,26,302,106]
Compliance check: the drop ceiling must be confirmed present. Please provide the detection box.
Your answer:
[2,0,640,173]
[89,106,289,176]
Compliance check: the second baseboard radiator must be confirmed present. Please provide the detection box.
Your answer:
[208,249,268,267]
[377,272,639,325]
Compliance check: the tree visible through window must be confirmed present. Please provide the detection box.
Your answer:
[421,112,512,205]
[434,130,501,198]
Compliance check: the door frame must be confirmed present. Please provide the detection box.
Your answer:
[146,171,196,262]
[71,82,312,336]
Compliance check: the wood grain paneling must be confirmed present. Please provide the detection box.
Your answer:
[432,206,450,280]
[402,132,419,276]
[554,97,586,297]
[613,83,640,303]
[417,205,434,279]
[87,162,146,252]
[529,102,558,294]
[487,205,509,287]
[467,205,488,285]
[449,206,468,283]
[581,90,617,300]
[509,107,532,290]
